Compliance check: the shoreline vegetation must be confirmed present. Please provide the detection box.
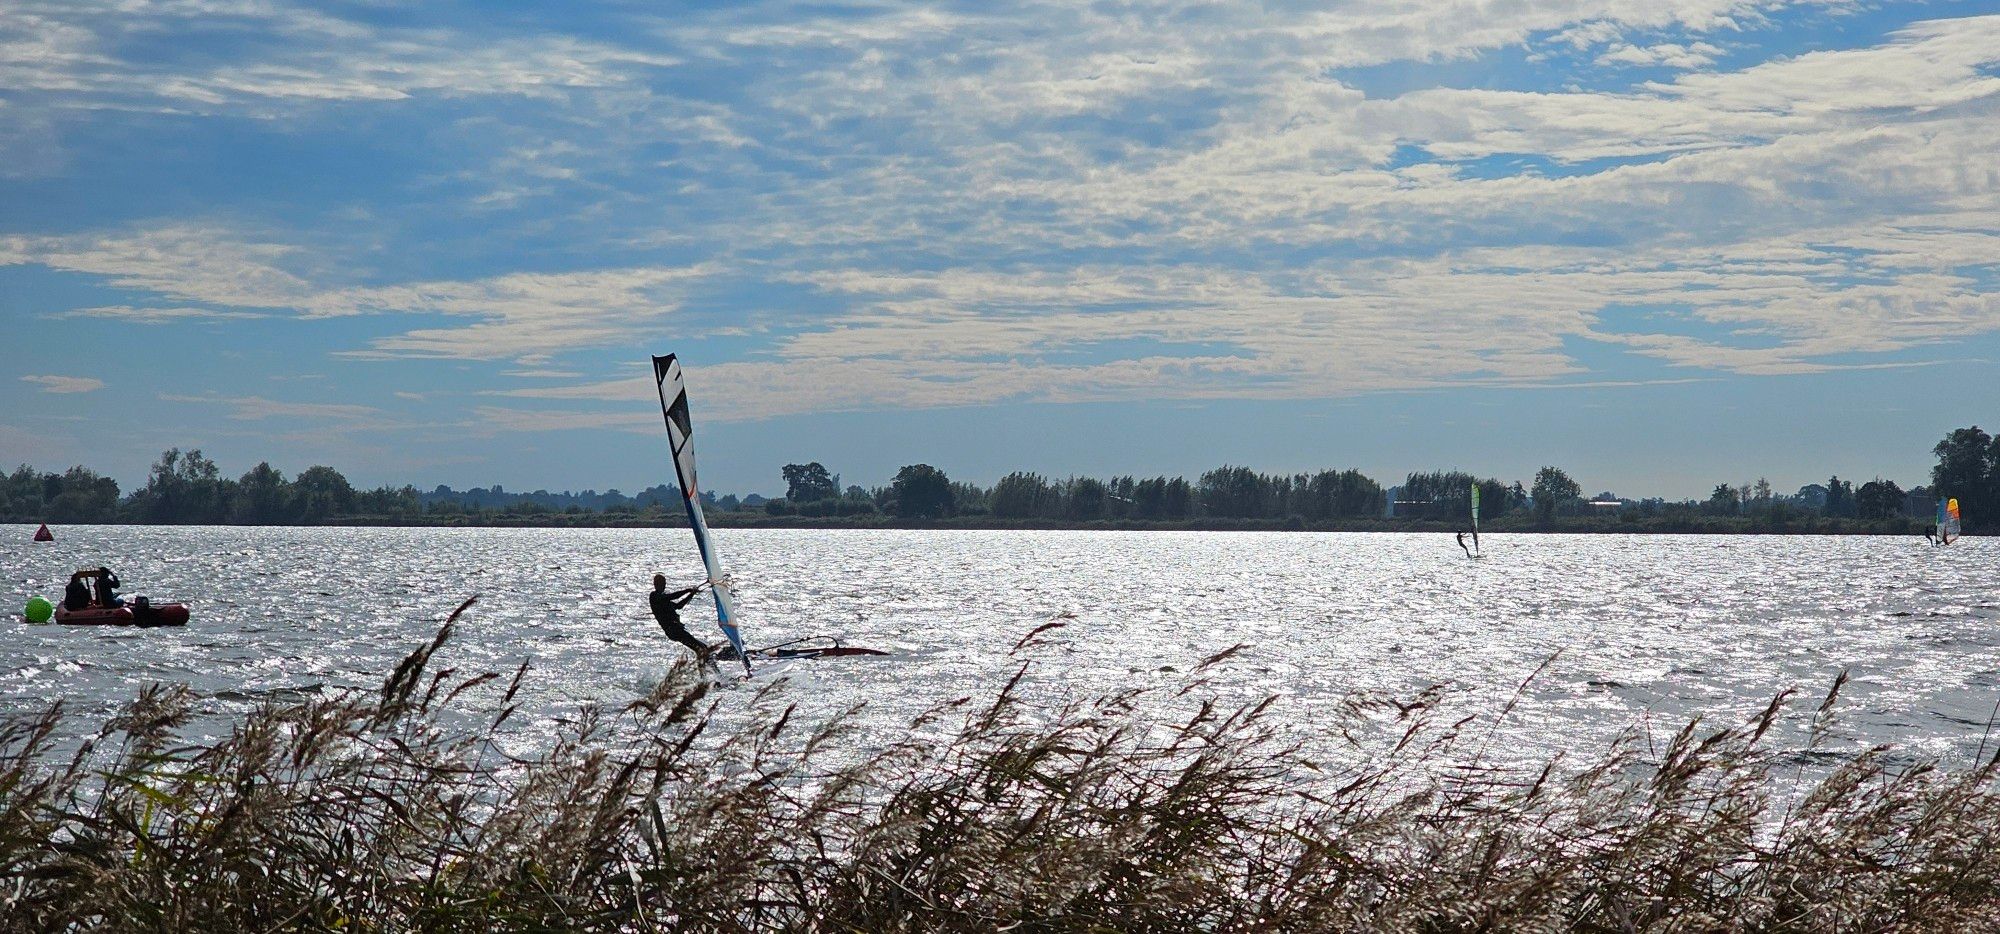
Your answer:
[6,423,1996,534]
[332,513,1921,534]
[4,601,1999,929]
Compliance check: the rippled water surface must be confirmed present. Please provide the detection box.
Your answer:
[5,526,1998,769]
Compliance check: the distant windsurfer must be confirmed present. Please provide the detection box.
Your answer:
[1455,531,1474,559]
[649,574,714,658]
[1925,524,1939,546]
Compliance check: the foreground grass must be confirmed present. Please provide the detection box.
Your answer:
[4,603,1999,931]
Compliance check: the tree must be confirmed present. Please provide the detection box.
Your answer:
[293,465,355,520]
[1793,484,1828,510]
[889,464,953,518]
[1304,469,1384,519]
[1531,466,1581,523]
[1932,426,1991,496]
[1064,477,1108,521]
[1855,479,1906,520]
[355,484,422,517]
[1132,477,1168,519]
[233,462,292,524]
[781,462,838,503]
[1706,483,1740,516]
[949,481,989,515]
[1198,466,1267,518]
[134,448,228,523]
[45,466,120,522]
[4,465,44,519]
[1823,476,1854,518]
[990,472,1057,519]
[1931,426,1995,522]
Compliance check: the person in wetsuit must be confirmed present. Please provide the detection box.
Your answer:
[649,573,712,658]
[63,571,93,611]
[1455,531,1474,558]
[1924,524,1940,546]
[92,567,123,608]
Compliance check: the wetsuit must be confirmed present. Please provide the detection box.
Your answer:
[1455,531,1473,558]
[64,578,91,611]
[93,571,122,608]
[650,586,710,655]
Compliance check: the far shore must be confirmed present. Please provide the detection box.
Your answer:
[15,515,1933,535]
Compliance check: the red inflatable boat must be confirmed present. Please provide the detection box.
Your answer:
[54,600,189,627]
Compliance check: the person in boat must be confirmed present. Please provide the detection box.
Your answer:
[63,571,94,611]
[650,574,713,658]
[92,567,123,608]
[1455,530,1474,558]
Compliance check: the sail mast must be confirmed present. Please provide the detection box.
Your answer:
[1470,484,1481,556]
[652,355,751,674]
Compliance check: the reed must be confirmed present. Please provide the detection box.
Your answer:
[3,602,1998,931]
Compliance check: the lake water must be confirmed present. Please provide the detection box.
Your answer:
[4,526,1997,773]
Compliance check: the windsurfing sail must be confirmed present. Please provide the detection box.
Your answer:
[652,354,750,674]
[1943,497,1962,545]
[1470,486,1481,556]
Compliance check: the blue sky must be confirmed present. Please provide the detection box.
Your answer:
[3,0,1997,500]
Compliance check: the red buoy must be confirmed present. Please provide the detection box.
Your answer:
[32,524,53,542]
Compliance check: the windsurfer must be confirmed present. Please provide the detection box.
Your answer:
[649,574,713,658]
[1455,531,1474,558]
[1924,525,1939,546]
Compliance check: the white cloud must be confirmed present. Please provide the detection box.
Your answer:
[159,393,381,421]
[52,305,268,323]
[8,3,1999,430]
[316,265,719,362]
[1596,41,1723,68]
[4,225,721,363]
[484,207,1997,421]
[20,374,105,393]
[0,2,679,113]
[0,225,311,309]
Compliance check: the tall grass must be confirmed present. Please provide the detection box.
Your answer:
[4,599,2000,930]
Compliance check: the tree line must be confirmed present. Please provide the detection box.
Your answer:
[2,449,719,525]
[5,428,1991,528]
